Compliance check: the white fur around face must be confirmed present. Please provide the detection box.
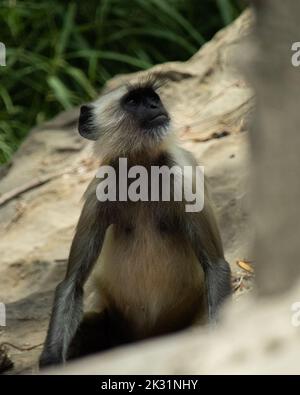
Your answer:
[89,84,173,163]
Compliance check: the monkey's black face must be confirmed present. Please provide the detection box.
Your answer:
[121,87,170,131]
[78,77,172,159]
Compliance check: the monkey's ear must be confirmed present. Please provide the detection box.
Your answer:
[78,105,98,141]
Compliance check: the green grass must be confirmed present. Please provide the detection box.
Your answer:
[0,0,245,164]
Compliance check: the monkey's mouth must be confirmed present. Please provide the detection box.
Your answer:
[140,110,170,131]
[151,114,168,122]
[147,113,170,128]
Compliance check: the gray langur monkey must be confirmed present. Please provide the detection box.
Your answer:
[39,75,231,367]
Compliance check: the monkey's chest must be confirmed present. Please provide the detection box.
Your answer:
[85,223,207,338]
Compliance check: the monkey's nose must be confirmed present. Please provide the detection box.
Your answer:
[145,97,159,110]
[149,101,159,110]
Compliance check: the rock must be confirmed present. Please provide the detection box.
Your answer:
[0,10,253,373]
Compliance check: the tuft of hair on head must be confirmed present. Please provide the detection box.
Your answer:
[125,72,168,94]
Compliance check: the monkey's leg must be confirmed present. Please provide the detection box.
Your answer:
[68,311,132,361]
[67,312,112,360]
[39,194,108,368]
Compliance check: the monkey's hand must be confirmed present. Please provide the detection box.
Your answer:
[204,257,232,321]
[39,347,64,368]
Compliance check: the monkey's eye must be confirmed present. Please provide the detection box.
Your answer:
[148,91,160,102]
[126,97,139,106]
[122,87,161,112]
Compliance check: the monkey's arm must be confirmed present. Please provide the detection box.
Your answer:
[186,212,232,322]
[39,191,108,367]
[172,148,231,320]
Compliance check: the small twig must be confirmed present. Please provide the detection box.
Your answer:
[0,173,61,208]
[0,342,44,352]
[0,166,78,208]
[55,145,83,153]
[233,275,244,292]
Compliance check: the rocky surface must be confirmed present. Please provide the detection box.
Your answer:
[0,10,253,374]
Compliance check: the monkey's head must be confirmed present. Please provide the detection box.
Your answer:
[78,76,171,161]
